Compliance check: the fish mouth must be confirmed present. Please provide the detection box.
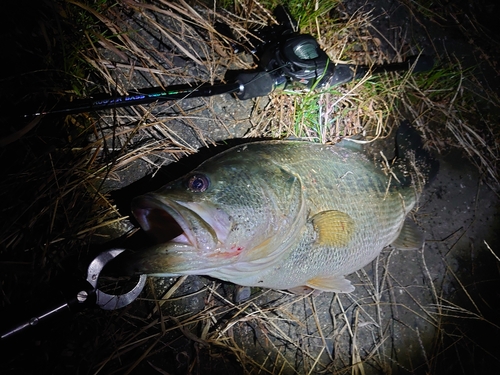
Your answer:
[125,194,232,276]
[131,194,229,252]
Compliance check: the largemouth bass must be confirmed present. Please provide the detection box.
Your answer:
[118,122,436,293]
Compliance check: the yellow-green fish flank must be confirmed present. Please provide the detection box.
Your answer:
[117,122,436,293]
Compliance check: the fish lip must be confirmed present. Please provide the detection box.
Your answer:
[131,194,216,250]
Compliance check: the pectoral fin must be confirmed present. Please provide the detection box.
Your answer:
[391,219,424,250]
[312,210,355,247]
[306,275,355,293]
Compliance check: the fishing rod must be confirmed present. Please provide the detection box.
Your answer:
[30,82,242,117]
[29,5,433,118]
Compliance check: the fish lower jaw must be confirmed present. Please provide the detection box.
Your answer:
[169,233,222,253]
[170,233,191,245]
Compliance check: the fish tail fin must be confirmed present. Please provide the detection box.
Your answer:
[395,120,439,188]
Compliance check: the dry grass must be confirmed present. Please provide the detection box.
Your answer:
[1,0,499,374]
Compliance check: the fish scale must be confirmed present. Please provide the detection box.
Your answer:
[116,123,434,293]
[209,143,414,291]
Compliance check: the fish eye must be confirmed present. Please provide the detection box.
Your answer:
[186,174,210,193]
